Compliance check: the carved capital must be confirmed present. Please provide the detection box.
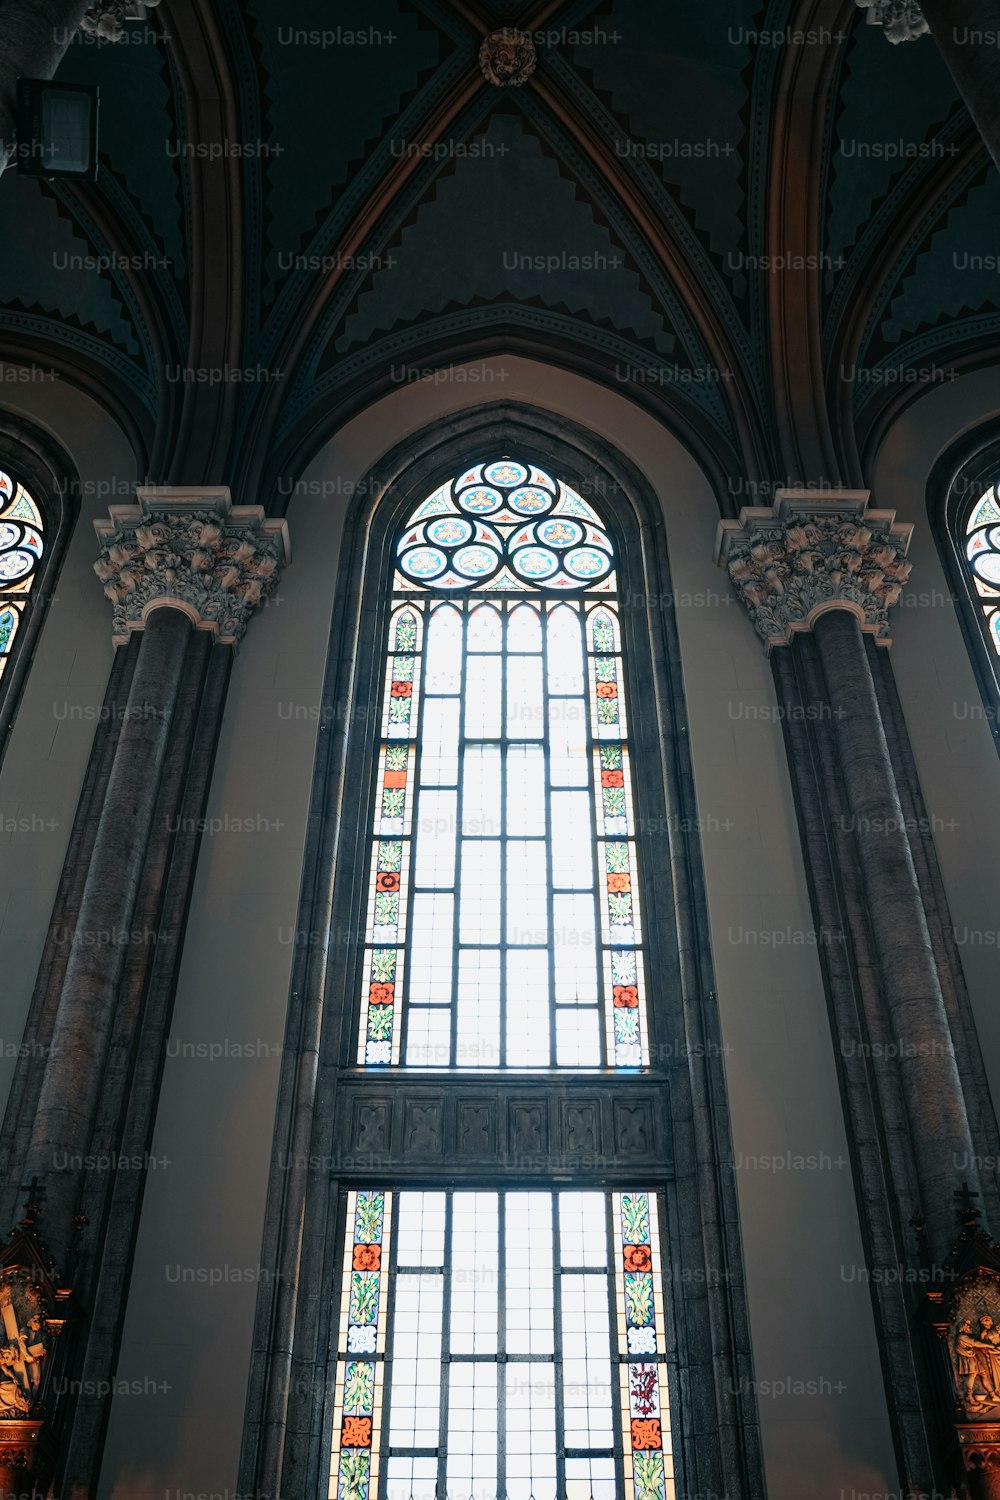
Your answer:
[80,1,162,42]
[855,0,929,43]
[715,489,913,652]
[93,487,290,647]
[479,28,537,87]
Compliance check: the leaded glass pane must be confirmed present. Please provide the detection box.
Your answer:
[357,458,652,1070]
[965,482,1000,661]
[0,470,45,683]
[328,1189,674,1500]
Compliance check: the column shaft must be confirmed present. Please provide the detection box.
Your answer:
[25,607,190,1262]
[815,609,977,1259]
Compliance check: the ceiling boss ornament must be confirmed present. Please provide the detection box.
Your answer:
[93,488,289,647]
[478,27,537,87]
[715,490,913,651]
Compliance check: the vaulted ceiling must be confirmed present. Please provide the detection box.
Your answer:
[1,0,997,514]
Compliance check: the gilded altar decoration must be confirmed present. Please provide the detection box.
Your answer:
[94,488,289,646]
[950,1279,1000,1416]
[716,490,913,651]
[478,28,537,88]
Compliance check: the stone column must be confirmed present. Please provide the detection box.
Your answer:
[20,489,288,1275]
[857,0,1000,174]
[716,489,978,1265]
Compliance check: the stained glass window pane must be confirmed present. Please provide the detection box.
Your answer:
[358,459,651,1069]
[328,1189,674,1500]
[0,471,45,684]
[964,483,1000,661]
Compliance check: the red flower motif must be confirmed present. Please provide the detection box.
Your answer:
[623,1243,652,1272]
[631,1417,662,1451]
[341,1415,373,1447]
[376,871,400,892]
[613,985,639,1008]
[596,682,618,698]
[390,681,412,697]
[607,872,631,892]
[383,770,407,788]
[352,1243,381,1272]
[368,983,394,1005]
[601,769,624,788]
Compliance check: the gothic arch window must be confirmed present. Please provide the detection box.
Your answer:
[961,480,1000,666]
[326,457,673,1500]
[239,412,760,1500]
[932,431,1000,756]
[356,458,650,1074]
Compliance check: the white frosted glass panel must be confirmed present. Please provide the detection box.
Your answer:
[387,1273,443,1446]
[506,838,547,946]
[551,791,593,888]
[421,697,460,786]
[552,894,597,1003]
[561,1273,614,1448]
[507,603,542,652]
[414,790,456,887]
[556,1007,601,1068]
[408,894,454,1005]
[462,746,501,837]
[505,744,545,835]
[506,653,544,740]
[506,1364,557,1498]
[459,842,500,943]
[457,949,500,1068]
[450,1194,499,1354]
[547,605,584,694]
[506,951,550,1067]
[468,603,501,651]
[396,1191,446,1267]
[465,655,502,738]
[405,1006,451,1068]
[548,699,590,787]
[424,606,462,692]
[558,1192,607,1267]
[506,1193,554,1355]
[445,1363,498,1499]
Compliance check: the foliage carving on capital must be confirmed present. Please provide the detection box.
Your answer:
[80,1,162,42]
[94,488,289,646]
[855,0,929,43]
[479,28,537,87]
[715,490,913,651]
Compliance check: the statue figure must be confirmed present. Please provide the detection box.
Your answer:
[0,1344,28,1417]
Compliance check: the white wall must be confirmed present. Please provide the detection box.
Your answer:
[99,357,897,1499]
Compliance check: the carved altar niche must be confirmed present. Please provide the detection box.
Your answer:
[928,1231,1000,1500]
[0,1217,71,1500]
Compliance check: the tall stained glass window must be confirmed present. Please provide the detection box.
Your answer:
[0,469,45,682]
[964,481,1000,659]
[356,458,650,1071]
[329,1188,674,1500]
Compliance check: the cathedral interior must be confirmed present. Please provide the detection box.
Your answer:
[1,0,1000,1497]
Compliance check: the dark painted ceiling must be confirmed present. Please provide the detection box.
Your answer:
[0,0,997,504]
